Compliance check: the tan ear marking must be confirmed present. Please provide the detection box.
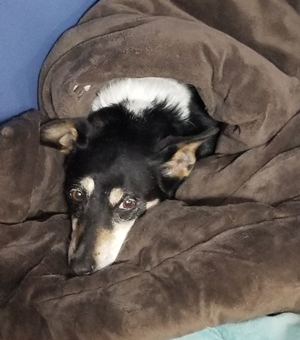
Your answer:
[161,141,202,178]
[58,128,78,153]
[41,121,78,154]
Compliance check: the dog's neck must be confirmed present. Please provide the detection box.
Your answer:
[91,77,192,120]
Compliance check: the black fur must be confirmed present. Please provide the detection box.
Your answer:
[41,82,220,275]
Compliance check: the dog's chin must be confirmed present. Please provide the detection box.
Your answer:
[93,219,136,271]
[92,252,121,272]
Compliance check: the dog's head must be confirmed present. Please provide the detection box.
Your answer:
[41,108,217,275]
[41,77,219,275]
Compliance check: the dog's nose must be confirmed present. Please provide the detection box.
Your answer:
[70,257,95,276]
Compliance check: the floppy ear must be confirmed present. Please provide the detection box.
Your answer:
[40,118,90,154]
[160,140,203,178]
[160,126,219,178]
[157,126,219,197]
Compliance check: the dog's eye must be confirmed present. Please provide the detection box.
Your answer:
[69,189,85,202]
[119,198,136,210]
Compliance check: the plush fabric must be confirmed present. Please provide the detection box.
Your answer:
[1,0,300,339]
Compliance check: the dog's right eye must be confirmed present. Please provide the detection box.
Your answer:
[119,197,137,210]
[69,189,85,202]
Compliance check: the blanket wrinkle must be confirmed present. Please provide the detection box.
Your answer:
[179,0,300,79]
[0,246,50,307]
[121,201,292,267]
[34,264,142,303]
[4,253,50,303]
[274,195,300,208]
[31,202,295,302]
[0,112,39,223]
[178,112,300,205]
[224,147,300,205]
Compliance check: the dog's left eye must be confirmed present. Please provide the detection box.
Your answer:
[69,189,85,202]
[119,198,136,210]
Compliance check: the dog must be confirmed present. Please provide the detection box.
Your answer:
[41,77,220,275]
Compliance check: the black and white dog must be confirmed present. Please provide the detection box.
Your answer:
[41,77,220,275]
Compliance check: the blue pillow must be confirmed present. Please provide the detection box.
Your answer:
[0,0,96,122]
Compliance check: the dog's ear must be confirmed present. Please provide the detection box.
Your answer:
[40,118,91,154]
[156,126,218,197]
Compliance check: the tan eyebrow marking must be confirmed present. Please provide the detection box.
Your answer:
[109,188,124,206]
[80,177,95,196]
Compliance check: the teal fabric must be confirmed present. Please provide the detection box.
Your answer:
[173,313,300,340]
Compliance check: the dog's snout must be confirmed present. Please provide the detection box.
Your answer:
[70,255,95,276]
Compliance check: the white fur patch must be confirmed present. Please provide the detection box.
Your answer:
[91,77,191,120]
[80,177,95,196]
[109,188,124,206]
[146,199,160,210]
[94,220,135,270]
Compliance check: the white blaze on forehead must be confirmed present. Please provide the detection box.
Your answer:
[94,220,136,270]
[91,77,192,120]
[109,187,124,206]
[80,177,95,196]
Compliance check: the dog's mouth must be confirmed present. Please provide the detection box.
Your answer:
[93,219,137,271]
[68,218,136,275]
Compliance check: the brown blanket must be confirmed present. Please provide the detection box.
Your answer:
[2,0,300,339]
